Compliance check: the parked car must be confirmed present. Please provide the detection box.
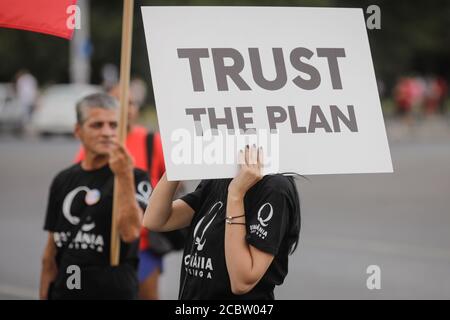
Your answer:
[30,84,101,136]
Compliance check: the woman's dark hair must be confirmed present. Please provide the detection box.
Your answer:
[283,174,302,255]
[209,173,303,255]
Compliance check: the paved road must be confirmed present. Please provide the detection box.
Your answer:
[1,118,450,299]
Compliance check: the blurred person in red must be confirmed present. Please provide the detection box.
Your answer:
[394,76,426,121]
[74,84,166,300]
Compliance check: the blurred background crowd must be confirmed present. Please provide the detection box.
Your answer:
[0,0,449,136]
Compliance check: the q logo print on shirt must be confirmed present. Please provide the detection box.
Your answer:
[62,186,99,231]
[249,202,273,240]
[135,181,152,206]
[192,201,223,251]
[257,203,274,227]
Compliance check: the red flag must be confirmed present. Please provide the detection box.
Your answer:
[0,0,78,39]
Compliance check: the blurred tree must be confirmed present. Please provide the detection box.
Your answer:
[0,0,448,100]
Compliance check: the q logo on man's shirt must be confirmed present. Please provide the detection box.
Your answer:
[135,181,152,206]
[57,186,105,253]
[62,186,99,231]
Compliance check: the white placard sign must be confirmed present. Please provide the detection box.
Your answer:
[141,6,393,180]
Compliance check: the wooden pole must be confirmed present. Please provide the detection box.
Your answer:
[111,0,134,266]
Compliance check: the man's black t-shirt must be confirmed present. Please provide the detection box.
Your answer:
[179,174,300,300]
[44,163,150,299]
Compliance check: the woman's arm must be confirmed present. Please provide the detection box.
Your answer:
[225,146,274,295]
[225,193,274,295]
[143,173,195,232]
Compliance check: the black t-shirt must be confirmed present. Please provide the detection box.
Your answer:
[179,174,300,300]
[44,163,150,299]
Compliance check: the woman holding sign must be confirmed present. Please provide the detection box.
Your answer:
[143,145,301,299]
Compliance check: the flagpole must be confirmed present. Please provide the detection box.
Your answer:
[111,0,134,266]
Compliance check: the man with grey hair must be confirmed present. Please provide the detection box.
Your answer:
[74,87,168,300]
[39,93,150,299]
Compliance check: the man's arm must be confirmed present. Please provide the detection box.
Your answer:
[39,233,58,300]
[109,142,143,243]
[115,172,143,243]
